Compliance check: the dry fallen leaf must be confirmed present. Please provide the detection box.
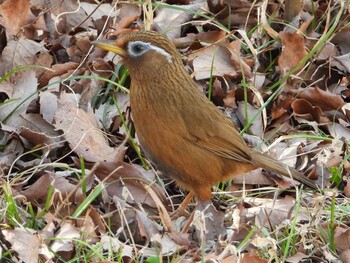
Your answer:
[93,161,169,209]
[334,227,350,253]
[243,196,310,227]
[39,62,79,87]
[173,31,227,48]
[54,92,125,162]
[278,32,308,75]
[340,250,350,263]
[299,87,345,112]
[286,252,310,263]
[154,2,206,40]
[0,0,35,37]
[39,91,58,124]
[100,234,133,258]
[237,101,263,137]
[242,253,269,263]
[0,0,348,261]
[0,70,38,126]
[2,228,40,263]
[291,98,329,125]
[230,169,274,186]
[51,0,94,34]
[189,45,238,80]
[0,134,24,175]
[1,39,53,74]
[18,113,63,155]
[191,200,226,245]
[19,173,53,201]
[80,2,117,20]
[136,210,179,256]
[50,221,80,253]
[251,236,276,250]
[227,40,252,79]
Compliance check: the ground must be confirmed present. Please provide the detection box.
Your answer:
[0,0,350,262]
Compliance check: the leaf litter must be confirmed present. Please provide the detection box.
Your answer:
[0,0,349,262]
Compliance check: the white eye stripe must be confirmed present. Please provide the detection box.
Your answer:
[148,44,173,63]
[128,41,173,63]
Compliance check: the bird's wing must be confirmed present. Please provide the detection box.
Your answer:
[195,135,253,163]
[181,97,253,164]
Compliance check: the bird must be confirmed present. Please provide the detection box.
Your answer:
[92,31,317,205]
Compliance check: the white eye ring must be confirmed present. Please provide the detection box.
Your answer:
[128,41,150,57]
[127,41,173,63]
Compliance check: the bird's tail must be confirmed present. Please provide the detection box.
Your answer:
[250,150,317,190]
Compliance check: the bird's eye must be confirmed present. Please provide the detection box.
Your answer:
[128,41,149,56]
[132,44,144,53]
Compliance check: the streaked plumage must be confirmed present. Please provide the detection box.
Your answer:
[93,31,317,200]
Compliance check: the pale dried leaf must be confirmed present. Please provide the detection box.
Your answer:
[192,201,226,245]
[95,162,168,209]
[54,92,122,162]
[332,31,350,54]
[50,222,80,253]
[242,254,268,263]
[51,0,93,32]
[39,91,58,124]
[18,113,63,149]
[94,103,120,129]
[244,196,309,227]
[274,139,305,168]
[80,3,117,19]
[189,45,238,80]
[1,38,53,73]
[227,40,252,78]
[251,237,276,249]
[237,101,263,137]
[231,169,274,185]
[334,53,350,73]
[2,228,40,263]
[329,123,350,139]
[154,2,206,40]
[317,42,338,60]
[136,211,179,256]
[0,136,24,174]
[0,82,13,97]
[53,175,84,203]
[100,234,120,251]
[0,70,38,126]
[286,252,309,263]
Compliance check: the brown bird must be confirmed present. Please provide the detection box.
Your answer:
[92,31,316,203]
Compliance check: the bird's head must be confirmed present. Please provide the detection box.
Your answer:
[92,31,182,76]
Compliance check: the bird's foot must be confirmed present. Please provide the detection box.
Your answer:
[180,200,227,243]
[169,207,191,219]
[150,191,194,223]
[150,205,190,222]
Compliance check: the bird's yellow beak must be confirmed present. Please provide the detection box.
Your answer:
[92,40,126,56]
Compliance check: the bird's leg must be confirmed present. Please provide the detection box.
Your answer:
[181,200,227,244]
[180,200,215,234]
[169,191,195,219]
[150,191,194,222]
